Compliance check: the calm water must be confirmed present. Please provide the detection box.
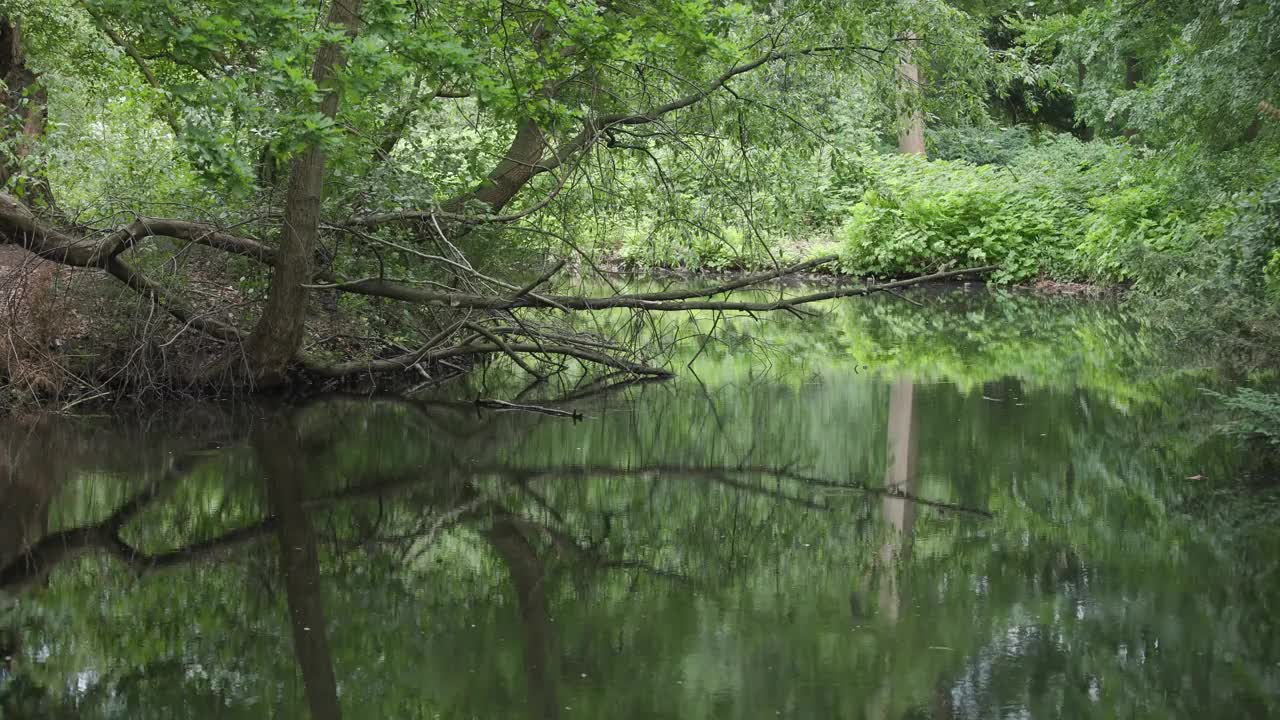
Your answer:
[1,288,1277,719]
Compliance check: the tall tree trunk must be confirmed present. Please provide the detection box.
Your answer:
[1075,60,1093,141]
[242,0,363,385]
[1122,56,1141,140]
[896,32,926,156]
[0,16,52,208]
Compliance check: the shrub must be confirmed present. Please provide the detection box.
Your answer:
[617,222,785,272]
[1130,178,1280,371]
[835,153,1082,283]
[1075,184,1198,282]
[928,125,1033,166]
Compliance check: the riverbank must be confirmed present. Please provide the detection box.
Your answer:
[0,252,1116,412]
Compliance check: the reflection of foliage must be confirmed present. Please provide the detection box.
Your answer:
[673,288,1166,411]
[0,293,1274,718]
[1210,388,1280,448]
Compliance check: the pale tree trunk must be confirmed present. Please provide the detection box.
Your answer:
[896,32,926,156]
[243,0,363,385]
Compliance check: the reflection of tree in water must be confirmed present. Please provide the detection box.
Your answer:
[0,380,991,718]
[0,368,1272,718]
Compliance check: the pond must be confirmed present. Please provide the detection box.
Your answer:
[1,287,1276,719]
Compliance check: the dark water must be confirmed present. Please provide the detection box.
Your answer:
[1,289,1277,719]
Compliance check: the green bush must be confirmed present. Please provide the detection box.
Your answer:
[1075,185,1198,282]
[617,222,786,272]
[928,125,1033,166]
[835,152,1082,283]
[1130,178,1280,371]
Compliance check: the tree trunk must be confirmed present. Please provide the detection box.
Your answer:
[1122,56,1141,140]
[896,32,926,156]
[242,0,363,386]
[446,119,548,215]
[0,16,52,207]
[1075,60,1093,141]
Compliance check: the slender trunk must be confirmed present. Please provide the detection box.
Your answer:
[1122,56,1141,140]
[896,32,926,156]
[243,0,363,385]
[1075,60,1093,141]
[372,75,424,163]
[0,16,52,208]
[258,418,343,720]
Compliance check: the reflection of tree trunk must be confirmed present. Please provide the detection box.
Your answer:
[486,519,560,720]
[863,379,920,719]
[0,418,65,573]
[932,672,955,719]
[897,32,926,156]
[257,419,343,720]
[878,378,917,623]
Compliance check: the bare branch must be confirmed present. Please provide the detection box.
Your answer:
[301,340,673,379]
[314,264,996,312]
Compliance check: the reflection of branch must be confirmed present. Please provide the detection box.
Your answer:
[0,452,210,591]
[302,340,673,379]
[0,462,472,592]
[478,464,992,518]
[510,515,698,587]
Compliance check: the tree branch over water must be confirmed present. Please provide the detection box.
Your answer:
[0,188,994,386]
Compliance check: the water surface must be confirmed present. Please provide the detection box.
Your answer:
[1,288,1275,719]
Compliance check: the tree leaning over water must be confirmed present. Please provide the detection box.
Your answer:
[0,0,993,392]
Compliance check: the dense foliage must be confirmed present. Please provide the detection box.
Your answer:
[0,0,1276,427]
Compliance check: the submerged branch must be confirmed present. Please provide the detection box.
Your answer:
[479,463,992,518]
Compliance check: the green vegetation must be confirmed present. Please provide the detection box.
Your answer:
[0,0,1275,403]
